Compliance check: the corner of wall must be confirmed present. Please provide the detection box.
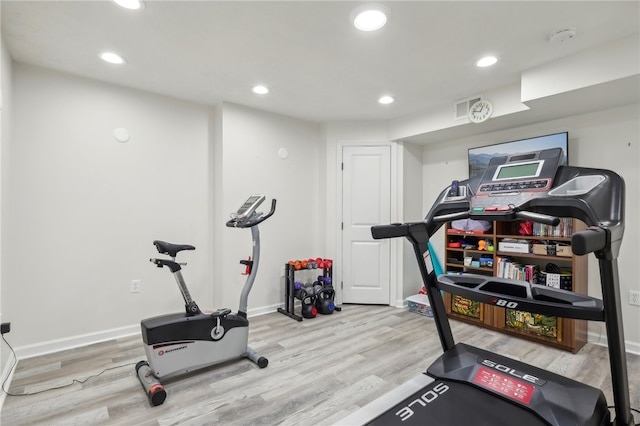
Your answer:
[0,34,14,411]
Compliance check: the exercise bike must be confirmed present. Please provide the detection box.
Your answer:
[338,148,635,425]
[135,195,276,406]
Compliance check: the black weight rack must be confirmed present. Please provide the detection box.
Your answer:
[277,260,341,321]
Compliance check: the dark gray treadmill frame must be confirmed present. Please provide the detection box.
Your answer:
[370,165,632,426]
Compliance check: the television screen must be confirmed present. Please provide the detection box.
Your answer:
[468,132,568,179]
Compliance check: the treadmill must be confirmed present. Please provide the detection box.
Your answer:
[337,148,634,426]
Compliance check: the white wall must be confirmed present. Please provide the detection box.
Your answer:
[1,29,14,390]
[401,142,423,298]
[0,67,388,344]
[216,102,323,312]
[420,104,640,352]
[6,64,212,352]
[2,64,326,357]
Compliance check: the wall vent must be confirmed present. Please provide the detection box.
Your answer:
[454,96,482,120]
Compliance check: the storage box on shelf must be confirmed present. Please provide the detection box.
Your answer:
[443,219,588,353]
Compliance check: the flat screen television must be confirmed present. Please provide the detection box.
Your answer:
[468,132,568,179]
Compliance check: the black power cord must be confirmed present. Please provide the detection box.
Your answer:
[1,334,135,397]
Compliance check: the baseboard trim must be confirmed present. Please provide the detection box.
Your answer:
[15,324,141,360]
[247,303,283,318]
[587,330,640,355]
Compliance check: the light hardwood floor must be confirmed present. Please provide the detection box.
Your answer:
[2,305,639,425]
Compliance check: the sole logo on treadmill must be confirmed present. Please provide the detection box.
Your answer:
[395,382,449,422]
[480,359,545,385]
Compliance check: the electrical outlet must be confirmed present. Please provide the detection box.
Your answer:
[630,290,640,306]
[1,322,10,334]
[131,280,141,293]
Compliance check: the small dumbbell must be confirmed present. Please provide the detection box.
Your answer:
[293,282,307,300]
[312,282,323,295]
[294,288,307,300]
[318,276,332,286]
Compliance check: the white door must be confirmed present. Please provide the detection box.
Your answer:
[342,145,391,304]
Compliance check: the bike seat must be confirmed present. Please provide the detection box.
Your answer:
[153,240,195,258]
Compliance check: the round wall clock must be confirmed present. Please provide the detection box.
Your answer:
[468,99,493,123]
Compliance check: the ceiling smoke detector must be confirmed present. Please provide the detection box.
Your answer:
[549,27,577,44]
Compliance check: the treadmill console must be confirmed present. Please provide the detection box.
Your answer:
[232,195,265,220]
[469,148,563,214]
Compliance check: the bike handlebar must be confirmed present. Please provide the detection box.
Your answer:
[226,199,277,228]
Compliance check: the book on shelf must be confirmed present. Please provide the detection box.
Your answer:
[495,256,539,283]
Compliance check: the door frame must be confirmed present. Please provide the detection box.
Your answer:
[335,140,404,307]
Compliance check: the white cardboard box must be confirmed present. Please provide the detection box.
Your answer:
[498,241,530,254]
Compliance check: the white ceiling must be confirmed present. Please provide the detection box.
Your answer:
[2,1,639,127]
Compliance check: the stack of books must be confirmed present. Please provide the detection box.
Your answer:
[495,256,539,283]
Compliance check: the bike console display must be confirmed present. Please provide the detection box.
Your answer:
[233,195,266,220]
[469,147,563,215]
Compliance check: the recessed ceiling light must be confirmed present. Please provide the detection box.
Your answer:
[352,5,389,31]
[99,52,125,64]
[476,56,498,67]
[378,95,395,105]
[113,0,144,10]
[252,85,269,95]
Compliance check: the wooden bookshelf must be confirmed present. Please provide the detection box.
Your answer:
[443,219,587,353]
